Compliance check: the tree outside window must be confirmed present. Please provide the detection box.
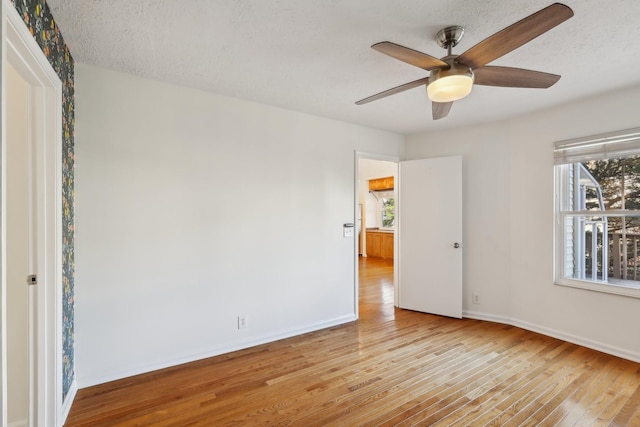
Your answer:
[382,197,395,228]
[582,156,640,281]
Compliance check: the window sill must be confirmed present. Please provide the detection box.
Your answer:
[555,277,640,299]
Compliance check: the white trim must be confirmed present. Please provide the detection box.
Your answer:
[463,310,640,364]
[510,318,640,363]
[563,209,640,217]
[353,152,360,319]
[462,310,511,325]
[59,380,76,424]
[78,314,357,388]
[3,1,65,426]
[555,278,640,298]
[1,3,7,423]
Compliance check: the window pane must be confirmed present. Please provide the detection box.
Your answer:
[382,198,394,228]
[607,216,640,281]
[562,157,640,285]
[564,215,607,282]
[582,155,640,211]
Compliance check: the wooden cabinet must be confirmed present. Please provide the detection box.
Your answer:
[368,176,394,191]
[366,230,394,259]
[366,231,380,257]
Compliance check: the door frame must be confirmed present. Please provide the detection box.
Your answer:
[354,151,400,318]
[2,2,64,425]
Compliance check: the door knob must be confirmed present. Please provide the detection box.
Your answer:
[453,242,461,248]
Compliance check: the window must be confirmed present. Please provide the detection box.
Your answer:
[367,189,395,229]
[555,127,640,297]
[382,196,395,228]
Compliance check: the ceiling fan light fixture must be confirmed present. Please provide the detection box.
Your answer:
[427,63,474,103]
[358,3,573,119]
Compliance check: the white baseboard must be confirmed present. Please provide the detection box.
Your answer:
[79,314,357,388]
[463,309,640,364]
[462,310,511,326]
[60,379,78,426]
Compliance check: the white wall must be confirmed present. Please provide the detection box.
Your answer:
[405,84,640,361]
[74,64,404,386]
[6,63,30,426]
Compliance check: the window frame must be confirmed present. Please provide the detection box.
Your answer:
[554,128,640,299]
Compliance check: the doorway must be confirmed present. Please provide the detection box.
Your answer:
[355,154,463,322]
[2,4,65,425]
[355,155,399,318]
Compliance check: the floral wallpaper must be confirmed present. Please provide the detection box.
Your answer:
[10,0,75,399]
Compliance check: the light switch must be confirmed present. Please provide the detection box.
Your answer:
[343,227,354,238]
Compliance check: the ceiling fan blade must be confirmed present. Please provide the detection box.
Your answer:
[355,77,430,105]
[457,3,573,69]
[432,101,453,120]
[474,66,560,88]
[372,42,448,70]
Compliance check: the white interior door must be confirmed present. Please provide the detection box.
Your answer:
[398,156,462,318]
[6,60,32,427]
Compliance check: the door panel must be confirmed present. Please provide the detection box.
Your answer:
[6,61,32,427]
[399,156,462,318]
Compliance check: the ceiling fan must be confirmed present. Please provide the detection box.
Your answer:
[355,3,574,120]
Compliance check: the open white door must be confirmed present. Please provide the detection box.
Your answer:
[3,4,66,424]
[398,156,462,318]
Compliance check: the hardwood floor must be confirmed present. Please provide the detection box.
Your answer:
[66,257,640,426]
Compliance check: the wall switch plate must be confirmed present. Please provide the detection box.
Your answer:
[238,315,248,329]
[343,227,354,238]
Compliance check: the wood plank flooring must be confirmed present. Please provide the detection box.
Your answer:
[65,257,640,426]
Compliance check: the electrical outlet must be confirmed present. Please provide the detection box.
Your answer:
[238,315,248,329]
[472,293,480,304]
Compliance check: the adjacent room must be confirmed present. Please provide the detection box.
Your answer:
[3,0,640,425]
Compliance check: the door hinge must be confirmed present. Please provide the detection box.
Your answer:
[27,274,37,285]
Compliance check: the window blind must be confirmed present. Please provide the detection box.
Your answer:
[554,127,640,165]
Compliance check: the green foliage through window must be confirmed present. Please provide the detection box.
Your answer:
[579,155,640,282]
[382,198,395,228]
[583,155,640,233]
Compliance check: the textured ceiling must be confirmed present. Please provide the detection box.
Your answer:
[46,0,640,135]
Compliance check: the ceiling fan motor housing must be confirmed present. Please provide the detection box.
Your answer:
[427,56,475,103]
